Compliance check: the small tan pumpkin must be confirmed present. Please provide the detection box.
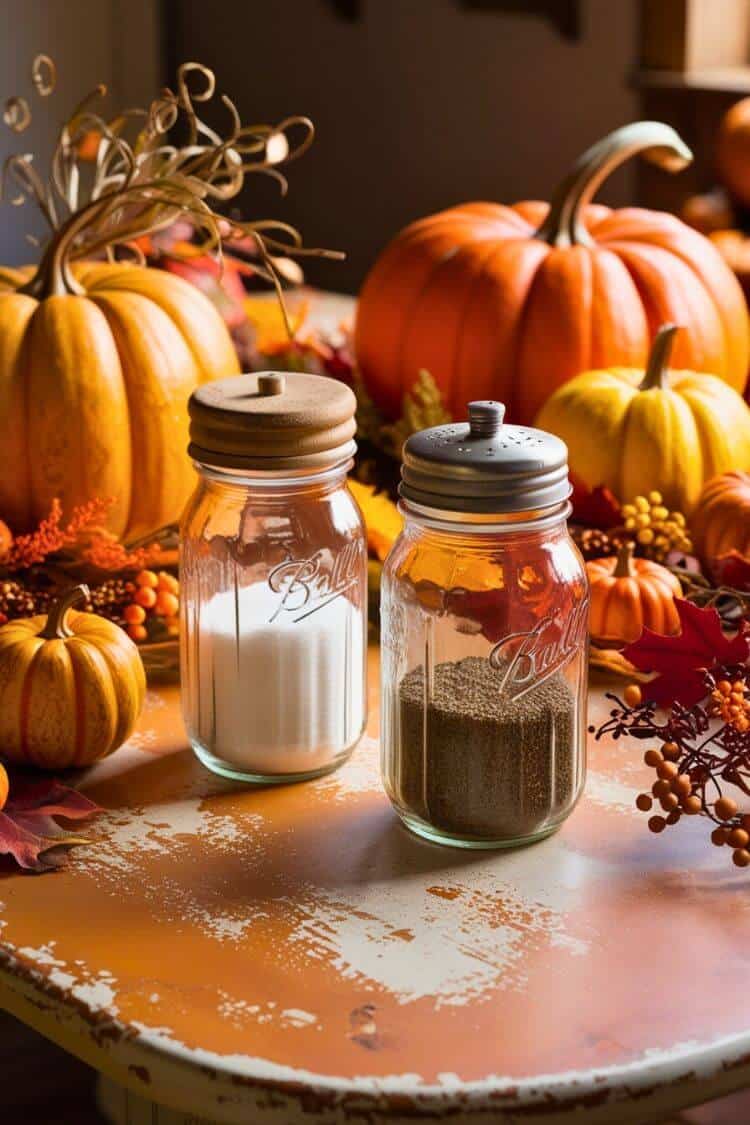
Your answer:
[691,471,750,563]
[586,543,682,646]
[0,585,145,768]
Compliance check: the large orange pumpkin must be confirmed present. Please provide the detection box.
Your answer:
[356,122,749,424]
[0,249,239,542]
[716,98,750,209]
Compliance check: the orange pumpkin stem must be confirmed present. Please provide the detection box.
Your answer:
[639,324,680,391]
[535,122,692,249]
[40,584,90,640]
[613,541,636,578]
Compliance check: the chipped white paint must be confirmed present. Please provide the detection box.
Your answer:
[281,1008,318,1028]
[51,715,651,1016]
[100,1018,750,1099]
[316,734,381,798]
[215,993,320,1031]
[14,942,122,1015]
[80,798,257,876]
[17,943,64,967]
[72,975,119,1010]
[285,835,593,1007]
[585,772,640,813]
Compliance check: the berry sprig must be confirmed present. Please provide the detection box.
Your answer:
[570,526,628,562]
[122,570,179,643]
[620,492,692,562]
[593,674,750,869]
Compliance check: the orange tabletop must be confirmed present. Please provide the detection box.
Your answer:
[1,649,750,1124]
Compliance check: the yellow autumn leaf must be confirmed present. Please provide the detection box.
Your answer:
[589,645,649,681]
[348,479,403,562]
[244,295,309,351]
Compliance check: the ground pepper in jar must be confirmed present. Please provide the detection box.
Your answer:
[380,400,588,848]
[396,657,578,841]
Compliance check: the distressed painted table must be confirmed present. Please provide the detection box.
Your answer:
[1,652,750,1125]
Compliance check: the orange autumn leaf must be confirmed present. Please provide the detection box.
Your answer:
[348,479,403,562]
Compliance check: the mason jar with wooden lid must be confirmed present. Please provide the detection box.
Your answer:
[181,371,367,783]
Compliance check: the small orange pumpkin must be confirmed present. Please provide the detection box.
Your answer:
[691,471,750,563]
[0,585,145,768]
[587,542,682,646]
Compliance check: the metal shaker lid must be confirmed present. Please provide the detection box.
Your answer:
[188,371,357,471]
[399,401,571,514]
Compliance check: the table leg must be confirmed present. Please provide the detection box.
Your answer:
[97,1073,219,1125]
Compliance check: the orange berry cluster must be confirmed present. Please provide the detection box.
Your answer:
[596,678,750,873]
[636,741,703,830]
[122,570,179,644]
[709,803,750,868]
[708,679,750,733]
[636,733,750,868]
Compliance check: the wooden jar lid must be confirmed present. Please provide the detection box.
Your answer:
[188,371,357,471]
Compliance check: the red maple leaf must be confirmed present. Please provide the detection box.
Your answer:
[711,550,750,592]
[570,478,622,530]
[622,598,750,706]
[0,775,102,873]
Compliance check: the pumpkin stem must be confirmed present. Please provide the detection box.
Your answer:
[535,122,692,249]
[40,584,90,640]
[613,541,636,579]
[18,197,111,299]
[639,324,680,391]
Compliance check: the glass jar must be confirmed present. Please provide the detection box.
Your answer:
[181,371,367,783]
[381,401,589,848]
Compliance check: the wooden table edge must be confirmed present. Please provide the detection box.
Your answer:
[3,947,750,1123]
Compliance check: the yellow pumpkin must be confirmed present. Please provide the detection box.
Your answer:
[586,543,682,646]
[536,325,750,514]
[0,252,239,541]
[0,585,146,768]
[691,471,750,562]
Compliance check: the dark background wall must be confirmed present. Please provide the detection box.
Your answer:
[0,0,160,264]
[167,0,639,292]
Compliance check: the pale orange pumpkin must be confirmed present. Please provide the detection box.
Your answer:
[0,251,239,542]
[0,585,146,768]
[691,471,750,563]
[356,122,749,424]
[716,98,750,209]
[587,543,682,646]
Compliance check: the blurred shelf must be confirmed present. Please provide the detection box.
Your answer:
[635,66,750,94]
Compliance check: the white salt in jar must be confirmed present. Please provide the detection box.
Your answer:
[180,371,367,783]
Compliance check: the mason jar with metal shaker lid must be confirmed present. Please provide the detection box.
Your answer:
[380,400,589,848]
